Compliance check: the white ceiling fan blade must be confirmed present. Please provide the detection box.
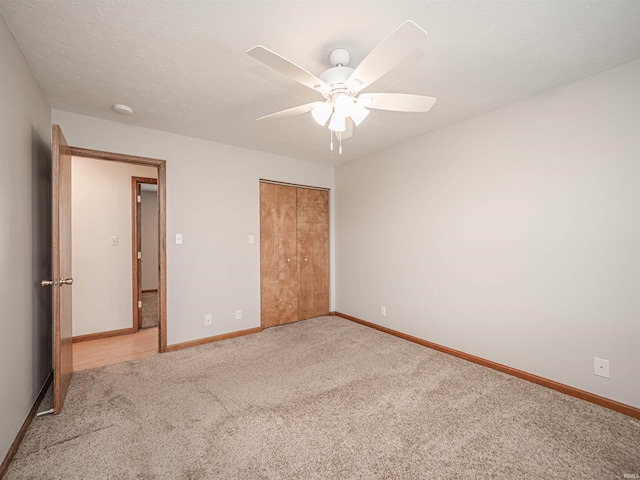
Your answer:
[257,102,323,122]
[347,20,428,92]
[247,45,329,92]
[360,93,437,112]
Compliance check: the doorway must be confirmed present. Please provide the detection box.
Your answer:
[70,147,168,353]
[132,177,159,332]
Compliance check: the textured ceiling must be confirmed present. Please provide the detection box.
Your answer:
[1,0,639,165]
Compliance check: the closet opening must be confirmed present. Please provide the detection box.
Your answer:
[259,180,329,328]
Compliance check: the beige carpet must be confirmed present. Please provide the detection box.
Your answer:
[6,316,639,479]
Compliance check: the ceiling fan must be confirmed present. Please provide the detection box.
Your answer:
[247,20,437,153]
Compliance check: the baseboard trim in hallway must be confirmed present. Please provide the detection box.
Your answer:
[331,311,640,419]
[72,327,136,343]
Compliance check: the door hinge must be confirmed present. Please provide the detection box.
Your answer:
[138,251,142,260]
[138,300,142,309]
[137,195,142,203]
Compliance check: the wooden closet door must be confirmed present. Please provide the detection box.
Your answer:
[297,188,329,320]
[260,183,298,327]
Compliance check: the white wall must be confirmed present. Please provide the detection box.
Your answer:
[72,156,156,336]
[336,60,640,408]
[141,189,158,291]
[0,15,52,462]
[52,110,336,345]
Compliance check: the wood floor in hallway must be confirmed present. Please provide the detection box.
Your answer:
[72,327,159,371]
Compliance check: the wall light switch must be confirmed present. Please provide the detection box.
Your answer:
[248,235,255,244]
[204,314,212,326]
[111,236,119,246]
[176,233,183,245]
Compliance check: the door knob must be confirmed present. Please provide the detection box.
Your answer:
[40,278,72,287]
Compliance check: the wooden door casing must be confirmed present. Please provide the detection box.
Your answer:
[297,188,329,320]
[69,147,168,353]
[131,176,158,332]
[52,124,73,414]
[134,179,142,331]
[260,183,298,327]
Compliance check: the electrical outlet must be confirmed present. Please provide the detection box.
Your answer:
[204,314,212,326]
[110,236,118,246]
[235,310,242,320]
[380,306,386,316]
[594,357,609,378]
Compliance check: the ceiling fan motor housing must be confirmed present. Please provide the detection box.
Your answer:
[319,66,358,105]
[319,66,354,87]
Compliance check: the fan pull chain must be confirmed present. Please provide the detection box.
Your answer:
[339,132,342,154]
[330,130,334,151]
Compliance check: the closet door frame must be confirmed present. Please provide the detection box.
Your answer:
[259,179,330,328]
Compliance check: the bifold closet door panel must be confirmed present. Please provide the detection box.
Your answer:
[260,183,298,327]
[297,188,329,320]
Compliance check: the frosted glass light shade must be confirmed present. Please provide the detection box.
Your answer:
[334,94,354,117]
[350,103,370,126]
[328,113,346,132]
[311,102,332,126]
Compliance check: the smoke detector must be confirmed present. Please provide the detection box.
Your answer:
[112,103,134,115]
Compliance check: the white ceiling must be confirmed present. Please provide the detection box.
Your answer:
[1,1,639,166]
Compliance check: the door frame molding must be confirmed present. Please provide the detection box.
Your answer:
[70,147,168,353]
[259,178,330,192]
[131,176,158,333]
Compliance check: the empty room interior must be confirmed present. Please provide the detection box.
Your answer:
[1,1,639,479]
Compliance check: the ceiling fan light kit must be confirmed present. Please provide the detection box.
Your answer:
[247,20,437,154]
[333,94,353,116]
[311,101,332,126]
[328,113,346,132]
[350,103,370,126]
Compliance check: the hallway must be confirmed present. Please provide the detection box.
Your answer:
[72,328,158,371]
